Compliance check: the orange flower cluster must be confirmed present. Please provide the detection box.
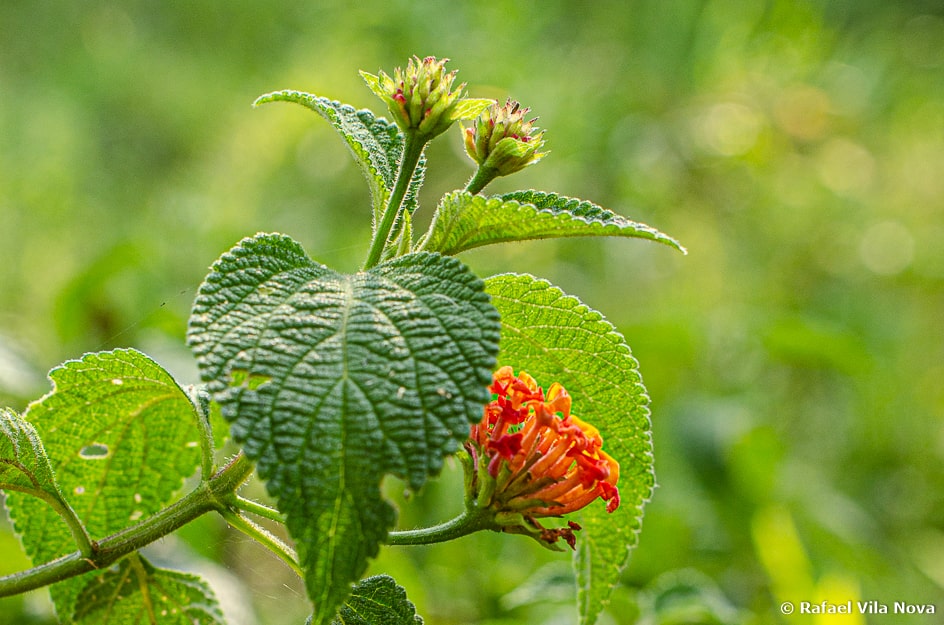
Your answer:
[470,366,620,519]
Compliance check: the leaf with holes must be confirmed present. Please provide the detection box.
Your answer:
[329,575,423,625]
[187,233,500,624]
[74,554,226,625]
[484,274,654,625]
[253,91,425,237]
[419,190,686,256]
[4,349,205,620]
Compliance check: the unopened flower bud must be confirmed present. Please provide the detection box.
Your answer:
[361,56,490,140]
[464,99,547,177]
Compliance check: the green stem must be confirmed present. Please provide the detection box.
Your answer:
[387,452,495,546]
[189,385,216,483]
[230,495,286,524]
[220,508,303,578]
[5,487,96,560]
[464,164,499,196]
[0,453,255,598]
[363,130,426,270]
[386,505,494,546]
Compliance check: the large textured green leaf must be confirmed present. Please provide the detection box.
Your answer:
[1,407,61,503]
[419,190,686,255]
[330,575,423,625]
[4,349,205,621]
[253,91,425,235]
[187,233,500,624]
[484,274,654,625]
[74,554,225,625]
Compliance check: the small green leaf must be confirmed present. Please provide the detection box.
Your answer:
[419,190,686,255]
[357,71,386,102]
[1,407,60,502]
[4,349,205,620]
[330,575,423,625]
[187,233,500,624]
[484,274,654,625]
[74,554,225,625]
[449,98,495,121]
[253,91,425,233]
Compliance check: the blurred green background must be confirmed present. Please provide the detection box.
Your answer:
[2,1,943,624]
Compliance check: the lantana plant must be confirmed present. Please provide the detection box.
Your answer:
[0,56,684,625]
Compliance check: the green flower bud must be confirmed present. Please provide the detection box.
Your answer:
[464,99,548,177]
[361,56,469,139]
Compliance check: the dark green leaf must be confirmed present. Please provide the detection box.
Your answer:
[253,91,425,235]
[419,190,686,255]
[187,233,500,624]
[74,554,225,625]
[484,274,654,625]
[4,349,205,620]
[330,575,423,625]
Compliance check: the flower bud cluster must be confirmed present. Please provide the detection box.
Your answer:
[464,99,547,177]
[366,56,467,138]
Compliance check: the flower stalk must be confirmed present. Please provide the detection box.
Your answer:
[362,129,426,270]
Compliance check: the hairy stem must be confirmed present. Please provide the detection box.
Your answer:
[387,450,494,546]
[0,452,255,598]
[386,505,494,546]
[230,495,286,524]
[189,386,217,483]
[220,508,302,577]
[464,164,499,196]
[363,130,426,270]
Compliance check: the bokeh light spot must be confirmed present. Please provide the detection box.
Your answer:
[859,220,914,275]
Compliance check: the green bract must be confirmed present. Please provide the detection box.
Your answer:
[1,57,682,625]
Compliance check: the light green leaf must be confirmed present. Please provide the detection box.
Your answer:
[74,554,225,625]
[187,233,500,624]
[484,274,654,625]
[449,98,495,121]
[253,90,425,234]
[357,71,387,102]
[4,349,205,621]
[419,190,686,255]
[1,407,60,502]
[330,575,423,625]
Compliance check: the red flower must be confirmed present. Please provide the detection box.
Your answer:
[467,367,620,548]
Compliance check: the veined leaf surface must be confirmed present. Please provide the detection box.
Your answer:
[329,575,423,625]
[484,274,654,625]
[187,233,500,624]
[420,190,686,255]
[74,554,225,625]
[4,349,205,620]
